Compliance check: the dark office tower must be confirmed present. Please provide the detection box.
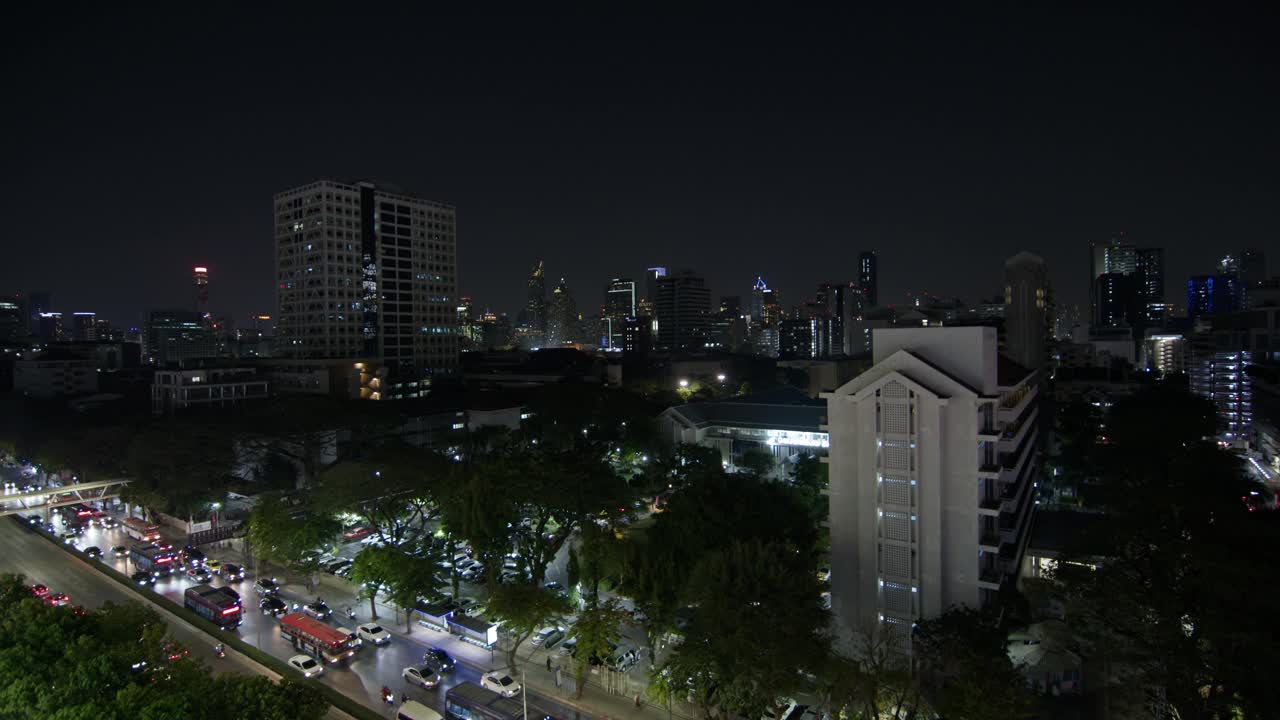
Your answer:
[71,312,97,341]
[842,283,869,355]
[37,312,65,342]
[1004,252,1051,373]
[1089,234,1138,327]
[1095,273,1141,328]
[778,317,813,359]
[644,267,667,306]
[546,278,577,347]
[858,251,878,307]
[525,261,547,334]
[1132,247,1165,323]
[815,282,847,356]
[25,291,50,332]
[1187,275,1243,319]
[655,270,711,352]
[709,296,745,351]
[750,277,769,323]
[1242,248,1267,287]
[0,295,26,343]
[274,180,459,383]
[146,310,217,365]
[603,278,636,350]
[194,266,210,322]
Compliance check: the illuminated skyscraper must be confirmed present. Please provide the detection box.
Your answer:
[194,266,210,322]
[603,278,636,350]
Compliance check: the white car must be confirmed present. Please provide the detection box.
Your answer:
[481,672,522,697]
[403,664,441,688]
[288,654,323,678]
[357,622,391,645]
[337,626,362,647]
[531,626,565,648]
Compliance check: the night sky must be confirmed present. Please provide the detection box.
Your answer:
[3,6,1278,328]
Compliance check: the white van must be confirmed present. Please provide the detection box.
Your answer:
[396,700,442,720]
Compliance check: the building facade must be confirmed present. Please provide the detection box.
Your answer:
[152,368,269,414]
[146,310,217,365]
[604,278,636,350]
[823,326,1040,644]
[14,351,99,398]
[273,179,458,387]
[654,270,711,352]
[1004,252,1052,374]
[859,251,878,307]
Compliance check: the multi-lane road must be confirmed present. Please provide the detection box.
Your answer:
[1,511,585,719]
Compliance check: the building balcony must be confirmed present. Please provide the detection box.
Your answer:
[978,565,1003,587]
[979,532,1003,549]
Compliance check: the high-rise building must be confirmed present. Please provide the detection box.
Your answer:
[146,310,217,365]
[1094,273,1140,328]
[1089,235,1147,329]
[750,277,769,323]
[37,312,65,342]
[858,252,878,307]
[274,179,459,386]
[779,317,813,359]
[0,295,26,344]
[824,326,1040,642]
[1134,248,1165,324]
[842,284,869,356]
[523,261,547,338]
[194,266,210,322]
[1187,275,1243,319]
[644,267,667,307]
[654,270,711,352]
[1241,248,1267,288]
[25,292,51,332]
[546,278,577,347]
[709,296,745,352]
[1004,252,1051,373]
[71,312,97,341]
[603,278,636,350]
[814,282,850,357]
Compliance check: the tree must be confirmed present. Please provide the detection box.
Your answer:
[913,608,1033,720]
[125,421,235,518]
[246,494,340,586]
[653,540,830,720]
[487,582,572,670]
[737,447,775,479]
[345,544,398,620]
[568,599,630,699]
[817,628,920,720]
[315,443,441,545]
[565,545,581,593]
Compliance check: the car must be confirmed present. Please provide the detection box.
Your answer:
[357,622,391,645]
[60,532,78,545]
[254,577,280,596]
[532,627,565,649]
[342,526,373,541]
[181,547,206,566]
[204,559,222,572]
[302,601,331,619]
[481,673,522,697]
[43,522,56,534]
[186,567,212,583]
[560,637,577,656]
[762,699,799,720]
[325,559,352,574]
[44,592,71,607]
[631,608,648,624]
[260,596,288,616]
[543,581,564,593]
[424,647,455,672]
[132,571,157,586]
[288,654,323,678]
[113,545,129,558]
[334,564,354,578]
[403,664,441,688]
[83,546,102,559]
[816,566,831,584]
[220,563,245,581]
[99,516,120,529]
[26,514,42,525]
[336,626,361,647]
[29,583,49,597]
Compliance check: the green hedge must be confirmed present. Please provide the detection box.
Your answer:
[23,520,384,720]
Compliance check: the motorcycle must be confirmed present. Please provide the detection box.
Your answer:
[381,687,394,705]
[213,643,225,659]
[345,607,356,621]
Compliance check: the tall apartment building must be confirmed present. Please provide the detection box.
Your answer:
[859,251,878,307]
[274,180,458,389]
[603,278,636,350]
[655,270,711,352]
[1004,252,1051,374]
[824,326,1040,645]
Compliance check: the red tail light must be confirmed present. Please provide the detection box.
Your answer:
[221,607,240,616]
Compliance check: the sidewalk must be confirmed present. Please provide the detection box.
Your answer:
[198,539,695,720]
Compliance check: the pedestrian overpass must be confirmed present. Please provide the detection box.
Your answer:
[0,479,131,517]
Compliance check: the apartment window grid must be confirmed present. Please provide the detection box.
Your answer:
[875,381,920,622]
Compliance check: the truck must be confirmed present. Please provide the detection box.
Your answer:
[129,543,178,577]
[279,612,355,665]
[448,613,498,648]
[184,584,243,629]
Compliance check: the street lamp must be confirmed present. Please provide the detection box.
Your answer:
[678,379,689,388]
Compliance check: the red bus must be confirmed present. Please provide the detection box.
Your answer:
[123,517,161,542]
[279,612,355,665]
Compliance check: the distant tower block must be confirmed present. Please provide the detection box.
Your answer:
[194,266,210,320]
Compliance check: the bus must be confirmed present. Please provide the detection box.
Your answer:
[279,612,355,665]
[130,543,178,576]
[184,584,243,629]
[444,682,527,720]
[123,517,161,542]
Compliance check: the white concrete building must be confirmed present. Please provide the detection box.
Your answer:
[823,326,1039,644]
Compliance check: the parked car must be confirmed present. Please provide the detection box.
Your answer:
[532,626,565,649]
[254,578,280,596]
[288,654,323,678]
[424,647,455,672]
[342,526,373,541]
[82,546,102,559]
[559,637,577,656]
[260,596,288,616]
[302,601,331,619]
[403,664,441,688]
[357,622,391,645]
[481,673,522,697]
[326,559,352,575]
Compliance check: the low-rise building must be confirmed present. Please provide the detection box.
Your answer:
[152,367,268,414]
[14,349,98,398]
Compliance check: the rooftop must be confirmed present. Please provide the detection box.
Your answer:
[666,386,826,433]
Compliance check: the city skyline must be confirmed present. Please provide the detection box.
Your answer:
[3,6,1278,325]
